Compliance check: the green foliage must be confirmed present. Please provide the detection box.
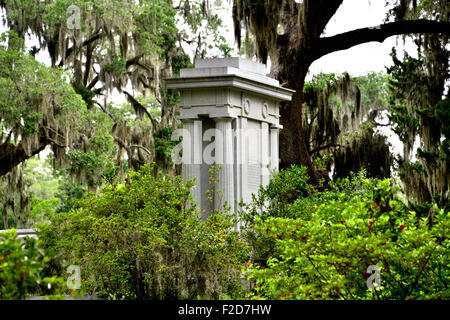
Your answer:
[214,35,233,57]
[0,31,85,139]
[354,72,391,110]
[73,84,96,109]
[0,229,65,300]
[23,156,61,200]
[53,181,85,214]
[239,165,313,266]
[29,198,59,224]
[304,72,390,111]
[387,45,448,206]
[37,164,248,300]
[63,109,119,189]
[1,0,234,188]
[304,73,338,93]
[241,166,449,300]
[243,165,312,220]
[1,153,62,229]
[103,56,127,78]
[171,54,194,77]
[387,49,424,142]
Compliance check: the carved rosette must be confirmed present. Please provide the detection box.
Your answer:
[262,102,269,119]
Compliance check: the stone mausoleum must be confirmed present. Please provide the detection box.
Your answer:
[167,57,294,219]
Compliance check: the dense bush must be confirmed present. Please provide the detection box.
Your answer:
[0,229,65,299]
[37,164,248,300]
[241,166,449,300]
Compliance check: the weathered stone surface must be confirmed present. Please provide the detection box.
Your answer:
[194,57,267,75]
[166,58,294,222]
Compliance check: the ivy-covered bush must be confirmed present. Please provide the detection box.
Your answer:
[37,164,248,300]
[0,229,65,299]
[241,166,449,300]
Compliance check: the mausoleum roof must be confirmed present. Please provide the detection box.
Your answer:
[166,57,295,102]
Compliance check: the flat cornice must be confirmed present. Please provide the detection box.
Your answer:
[166,74,295,102]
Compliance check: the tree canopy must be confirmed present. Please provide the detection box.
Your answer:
[232,0,448,180]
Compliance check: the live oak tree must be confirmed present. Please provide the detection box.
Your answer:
[385,1,448,211]
[303,72,393,180]
[387,43,449,210]
[0,0,231,226]
[0,0,231,178]
[0,32,85,227]
[232,0,449,183]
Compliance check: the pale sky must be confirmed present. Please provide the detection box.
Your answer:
[308,0,417,77]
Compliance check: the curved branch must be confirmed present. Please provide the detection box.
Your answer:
[125,54,145,69]
[129,145,152,156]
[310,144,342,155]
[123,91,159,129]
[94,101,115,120]
[0,132,49,176]
[312,20,450,61]
[58,29,103,67]
[87,75,99,90]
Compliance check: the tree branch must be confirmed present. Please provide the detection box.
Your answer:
[0,133,49,177]
[129,145,152,156]
[312,20,450,61]
[373,121,392,127]
[310,144,342,155]
[58,30,103,67]
[301,0,343,41]
[83,42,93,87]
[94,101,115,120]
[123,91,159,129]
[125,54,145,69]
[87,75,99,90]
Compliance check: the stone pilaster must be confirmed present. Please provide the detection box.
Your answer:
[270,126,280,173]
[261,122,270,186]
[214,117,234,212]
[182,119,202,207]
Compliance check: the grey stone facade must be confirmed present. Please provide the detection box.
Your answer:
[166,57,294,220]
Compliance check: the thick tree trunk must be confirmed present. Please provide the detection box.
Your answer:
[278,69,318,182]
[272,5,317,181]
[279,78,310,167]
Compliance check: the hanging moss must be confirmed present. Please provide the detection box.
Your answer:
[0,164,31,228]
[387,31,449,211]
[304,72,393,180]
[233,0,287,63]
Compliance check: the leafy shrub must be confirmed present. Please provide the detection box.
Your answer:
[240,165,313,224]
[0,229,65,299]
[29,198,59,224]
[239,165,313,266]
[37,164,248,300]
[242,170,449,300]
